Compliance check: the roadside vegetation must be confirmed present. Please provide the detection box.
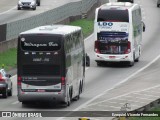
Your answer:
[0,48,17,70]
[0,19,94,71]
[69,19,94,38]
[129,107,160,120]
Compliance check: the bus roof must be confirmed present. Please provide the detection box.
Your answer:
[20,25,81,35]
[99,2,137,10]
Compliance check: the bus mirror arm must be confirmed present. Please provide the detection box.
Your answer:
[5,74,12,78]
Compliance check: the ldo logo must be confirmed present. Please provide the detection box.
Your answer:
[98,22,113,26]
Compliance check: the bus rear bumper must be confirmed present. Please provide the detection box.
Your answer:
[95,53,132,62]
[18,91,66,103]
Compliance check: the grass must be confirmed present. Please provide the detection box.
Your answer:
[0,19,94,71]
[69,19,94,38]
[128,107,160,120]
[0,48,17,71]
[129,117,160,120]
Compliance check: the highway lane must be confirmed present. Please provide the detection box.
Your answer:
[0,0,18,13]
[0,0,79,24]
[1,0,160,120]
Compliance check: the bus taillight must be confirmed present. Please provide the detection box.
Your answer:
[0,78,5,82]
[61,77,65,85]
[94,40,100,53]
[18,76,22,86]
[125,41,131,54]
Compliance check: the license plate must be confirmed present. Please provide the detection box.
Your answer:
[109,56,116,59]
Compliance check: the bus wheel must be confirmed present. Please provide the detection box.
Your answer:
[135,50,140,62]
[8,87,12,96]
[73,83,81,101]
[66,87,72,106]
[135,57,139,62]
[129,61,134,66]
[22,101,30,105]
[67,100,71,106]
[129,54,135,66]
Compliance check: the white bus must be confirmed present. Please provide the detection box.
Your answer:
[94,2,145,66]
[17,25,89,106]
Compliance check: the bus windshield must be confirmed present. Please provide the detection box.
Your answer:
[97,32,129,54]
[97,9,129,22]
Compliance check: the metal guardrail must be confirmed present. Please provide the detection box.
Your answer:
[6,1,82,41]
[0,0,109,52]
[5,0,109,41]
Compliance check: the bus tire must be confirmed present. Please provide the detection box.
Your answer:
[73,88,80,101]
[86,54,90,67]
[8,87,12,96]
[67,100,71,106]
[129,61,134,66]
[74,82,81,101]
[22,101,31,105]
[135,49,140,62]
[135,57,139,62]
[129,53,135,66]
[66,87,72,106]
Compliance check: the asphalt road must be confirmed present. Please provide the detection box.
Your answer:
[1,0,160,120]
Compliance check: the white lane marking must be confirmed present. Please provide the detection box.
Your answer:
[97,103,140,109]
[125,95,155,101]
[58,37,155,120]
[85,34,93,41]
[117,98,146,104]
[73,55,160,111]
[107,106,120,109]
[85,105,110,111]
[144,90,160,94]
[0,6,16,15]
[103,101,140,107]
[12,101,19,105]
[133,92,160,98]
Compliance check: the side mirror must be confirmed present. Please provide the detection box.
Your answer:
[142,21,145,32]
[6,74,11,78]
[85,54,90,67]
